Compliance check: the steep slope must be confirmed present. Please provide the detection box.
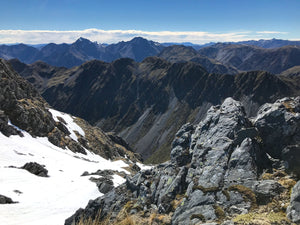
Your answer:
[280,65,300,77]
[199,43,300,74]
[65,96,300,225]
[157,45,238,74]
[0,58,142,224]
[13,58,300,163]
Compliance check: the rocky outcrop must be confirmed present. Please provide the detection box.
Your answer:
[21,162,49,177]
[253,97,300,176]
[0,58,55,137]
[65,97,300,225]
[0,194,16,204]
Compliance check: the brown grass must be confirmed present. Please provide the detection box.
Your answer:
[233,212,290,225]
[192,185,220,193]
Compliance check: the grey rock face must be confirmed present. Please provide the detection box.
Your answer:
[287,181,300,223]
[254,180,284,204]
[171,123,194,166]
[65,97,300,225]
[254,97,300,159]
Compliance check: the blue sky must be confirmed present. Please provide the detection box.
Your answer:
[0,0,299,44]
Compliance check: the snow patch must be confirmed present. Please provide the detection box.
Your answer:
[0,127,128,225]
[136,162,153,171]
[48,109,85,141]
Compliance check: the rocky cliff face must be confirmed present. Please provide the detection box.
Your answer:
[65,96,300,225]
[10,58,300,163]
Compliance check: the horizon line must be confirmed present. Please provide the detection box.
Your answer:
[0,28,297,45]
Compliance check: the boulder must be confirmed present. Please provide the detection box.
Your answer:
[21,162,49,177]
[253,180,284,204]
[89,177,114,194]
[0,194,16,204]
[254,97,300,159]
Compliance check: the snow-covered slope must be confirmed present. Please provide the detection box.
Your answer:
[0,122,128,225]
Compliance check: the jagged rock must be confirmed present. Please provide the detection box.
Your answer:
[254,97,300,159]
[287,181,300,223]
[21,162,49,177]
[170,123,194,166]
[254,180,284,204]
[0,194,16,204]
[65,97,300,225]
[173,205,216,225]
[82,169,114,177]
[224,138,270,188]
[0,59,55,137]
[89,177,114,194]
[65,185,131,225]
[98,182,114,194]
[0,110,23,137]
[55,121,70,135]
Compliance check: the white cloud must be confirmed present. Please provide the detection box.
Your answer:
[256,31,288,34]
[0,28,289,45]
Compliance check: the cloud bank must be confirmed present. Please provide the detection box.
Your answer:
[0,29,289,45]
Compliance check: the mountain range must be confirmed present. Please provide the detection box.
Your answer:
[2,35,300,225]
[9,56,300,163]
[0,37,163,68]
[198,43,300,74]
[163,38,300,50]
[1,37,300,72]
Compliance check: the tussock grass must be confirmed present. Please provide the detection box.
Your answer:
[233,212,290,225]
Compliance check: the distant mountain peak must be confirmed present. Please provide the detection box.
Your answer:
[130,36,148,42]
[75,37,90,43]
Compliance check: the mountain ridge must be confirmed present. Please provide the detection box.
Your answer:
[2,37,300,71]
[0,37,164,68]
[198,43,300,74]
[9,58,300,163]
